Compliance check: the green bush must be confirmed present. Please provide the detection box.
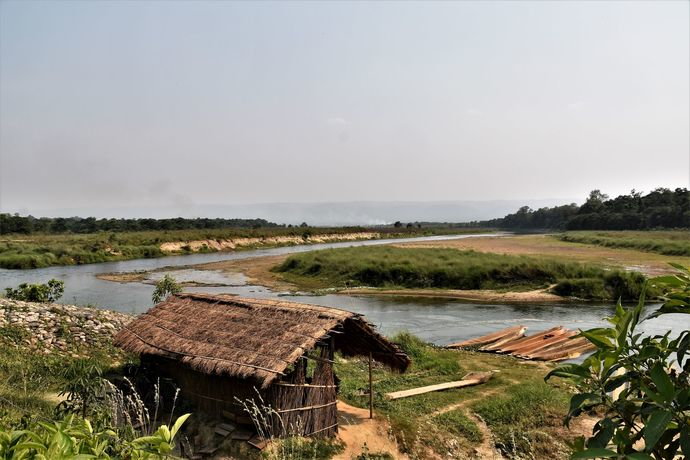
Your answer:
[4,279,64,303]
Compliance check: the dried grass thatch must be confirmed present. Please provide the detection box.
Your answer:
[115,293,410,388]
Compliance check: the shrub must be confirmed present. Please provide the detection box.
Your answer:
[4,279,64,303]
[152,274,182,304]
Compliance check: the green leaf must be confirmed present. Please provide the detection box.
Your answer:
[681,425,690,457]
[170,413,191,440]
[580,329,615,350]
[643,410,673,451]
[546,363,591,381]
[649,363,674,402]
[571,447,618,459]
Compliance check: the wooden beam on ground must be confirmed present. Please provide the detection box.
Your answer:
[385,371,495,400]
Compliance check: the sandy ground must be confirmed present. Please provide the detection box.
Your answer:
[396,234,689,276]
[159,232,380,253]
[195,255,295,291]
[335,401,408,459]
[340,287,564,303]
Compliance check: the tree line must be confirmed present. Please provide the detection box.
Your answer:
[0,215,280,235]
[482,187,690,230]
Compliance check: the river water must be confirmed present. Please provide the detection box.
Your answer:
[0,233,685,346]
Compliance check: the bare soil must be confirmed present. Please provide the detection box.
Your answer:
[335,401,408,460]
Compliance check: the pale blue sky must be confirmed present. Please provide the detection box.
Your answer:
[1,0,688,216]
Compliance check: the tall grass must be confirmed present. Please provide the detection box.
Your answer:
[274,246,649,300]
[559,230,690,257]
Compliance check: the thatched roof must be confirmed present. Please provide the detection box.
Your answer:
[114,293,410,387]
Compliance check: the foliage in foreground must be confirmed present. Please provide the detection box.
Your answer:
[547,263,690,459]
[0,412,190,459]
[275,246,651,300]
[4,279,64,303]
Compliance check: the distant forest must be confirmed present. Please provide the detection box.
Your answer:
[484,188,690,230]
[0,215,280,235]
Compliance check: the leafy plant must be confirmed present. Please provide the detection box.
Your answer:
[0,412,190,459]
[546,263,690,459]
[4,279,64,303]
[151,275,182,304]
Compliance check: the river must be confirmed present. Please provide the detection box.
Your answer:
[0,233,685,346]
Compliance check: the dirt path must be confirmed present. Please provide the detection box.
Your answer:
[334,401,408,460]
[426,385,508,460]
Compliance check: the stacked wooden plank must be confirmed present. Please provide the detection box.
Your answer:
[447,326,595,362]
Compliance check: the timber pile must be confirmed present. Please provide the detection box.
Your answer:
[447,326,595,362]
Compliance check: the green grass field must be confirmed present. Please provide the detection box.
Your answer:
[336,332,574,459]
[559,230,690,257]
[0,227,485,270]
[274,246,650,300]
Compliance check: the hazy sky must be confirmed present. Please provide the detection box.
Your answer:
[1,0,688,216]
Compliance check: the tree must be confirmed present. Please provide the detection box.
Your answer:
[5,279,65,303]
[151,275,182,304]
[546,264,690,459]
[393,221,402,228]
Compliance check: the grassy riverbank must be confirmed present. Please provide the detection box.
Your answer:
[336,332,581,459]
[559,230,690,257]
[274,246,650,300]
[0,227,487,270]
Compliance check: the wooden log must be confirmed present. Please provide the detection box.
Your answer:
[385,371,494,400]
[525,336,589,358]
[214,427,231,437]
[478,328,531,351]
[248,435,269,450]
[447,326,526,348]
[217,423,236,433]
[530,339,596,361]
[231,429,254,441]
[514,331,579,358]
[490,326,563,352]
[507,329,571,354]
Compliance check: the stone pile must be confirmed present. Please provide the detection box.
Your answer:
[0,298,131,353]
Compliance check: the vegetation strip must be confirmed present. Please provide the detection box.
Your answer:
[274,245,651,300]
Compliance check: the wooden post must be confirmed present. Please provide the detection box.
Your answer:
[368,351,373,419]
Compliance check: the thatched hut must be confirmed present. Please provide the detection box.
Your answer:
[114,293,410,438]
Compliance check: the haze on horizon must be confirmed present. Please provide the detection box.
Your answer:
[1,0,688,220]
